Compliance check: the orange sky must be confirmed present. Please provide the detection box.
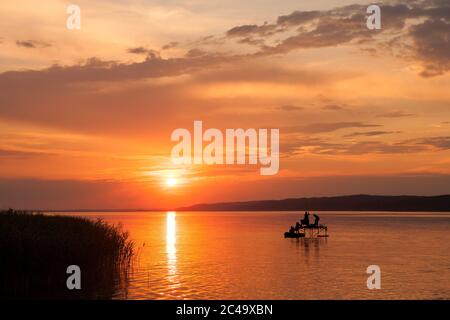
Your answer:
[0,0,449,209]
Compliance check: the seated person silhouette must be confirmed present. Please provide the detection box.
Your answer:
[313,214,320,227]
[289,225,295,233]
[295,222,301,233]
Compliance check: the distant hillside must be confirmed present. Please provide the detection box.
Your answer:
[178,195,450,212]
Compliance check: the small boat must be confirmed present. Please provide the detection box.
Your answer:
[285,212,329,238]
[284,232,305,238]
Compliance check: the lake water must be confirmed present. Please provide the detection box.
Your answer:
[52,211,450,299]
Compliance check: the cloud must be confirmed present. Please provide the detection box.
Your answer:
[287,139,425,155]
[284,122,381,134]
[223,0,450,77]
[127,46,149,54]
[0,149,53,158]
[127,47,161,59]
[415,136,450,149]
[162,42,179,50]
[277,10,321,26]
[16,40,50,49]
[0,1,447,141]
[262,17,369,54]
[226,23,278,38]
[237,37,266,46]
[0,46,354,139]
[0,50,254,137]
[226,4,370,53]
[377,111,415,118]
[410,18,450,77]
[0,52,242,87]
[344,131,401,138]
[321,104,346,111]
[184,48,209,58]
[286,135,450,156]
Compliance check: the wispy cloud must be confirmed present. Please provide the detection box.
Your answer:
[16,40,50,49]
[377,111,415,118]
[284,122,381,134]
[321,104,346,111]
[0,149,53,158]
[285,135,450,156]
[343,131,401,138]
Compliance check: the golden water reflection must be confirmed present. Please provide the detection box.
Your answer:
[166,211,177,275]
[165,211,184,297]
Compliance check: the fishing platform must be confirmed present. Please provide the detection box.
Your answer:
[284,212,329,238]
[284,224,329,238]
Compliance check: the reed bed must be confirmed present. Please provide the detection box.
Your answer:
[0,209,134,299]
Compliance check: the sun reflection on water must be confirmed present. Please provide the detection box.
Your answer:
[165,211,183,297]
[166,211,177,274]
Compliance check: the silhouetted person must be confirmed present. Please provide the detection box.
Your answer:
[295,222,301,233]
[313,214,320,227]
[289,225,295,233]
[300,212,310,227]
[300,212,305,224]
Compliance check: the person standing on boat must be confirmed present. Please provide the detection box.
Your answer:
[300,212,310,227]
[313,214,320,227]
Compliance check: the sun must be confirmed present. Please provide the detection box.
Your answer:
[166,178,177,187]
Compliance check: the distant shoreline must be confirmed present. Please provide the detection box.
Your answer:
[178,195,450,212]
[18,194,450,213]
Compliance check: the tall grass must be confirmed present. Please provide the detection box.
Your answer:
[0,209,134,299]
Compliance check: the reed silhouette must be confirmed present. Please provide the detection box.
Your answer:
[0,209,134,299]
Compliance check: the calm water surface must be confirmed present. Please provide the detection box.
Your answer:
[53,211,450,299]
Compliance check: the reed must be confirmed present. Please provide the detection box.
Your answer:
[0,209,134,299]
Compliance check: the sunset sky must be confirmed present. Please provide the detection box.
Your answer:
[0,0,449,209]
